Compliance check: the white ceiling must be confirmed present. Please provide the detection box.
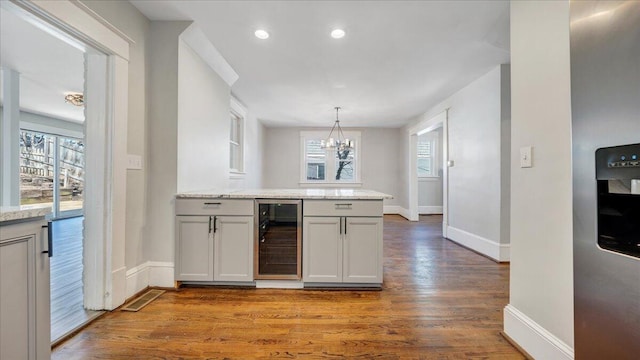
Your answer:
[132,0,510,127]
[0,7,85,123]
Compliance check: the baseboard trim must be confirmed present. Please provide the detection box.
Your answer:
[383,205,412,221]
[126,261,175,297]
[418,205,443,214]
[446,226,510,262]
[125,262,150,299]
[503,304,574,360]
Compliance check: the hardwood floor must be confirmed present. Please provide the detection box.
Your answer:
[50,217,103,344]
[52,215,523,359]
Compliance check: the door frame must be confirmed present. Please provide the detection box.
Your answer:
[4,0,131,310]
[407,110,449,237]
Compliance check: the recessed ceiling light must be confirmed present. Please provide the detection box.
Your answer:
[331,29,346,39]
[255,29,269,40]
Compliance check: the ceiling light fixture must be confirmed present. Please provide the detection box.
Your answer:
[255,29,269,40]
[331,29,346,39]
[64,93,84,107]
[321,107,353,150]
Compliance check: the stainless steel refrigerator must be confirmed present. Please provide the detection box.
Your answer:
[571,1,640,358]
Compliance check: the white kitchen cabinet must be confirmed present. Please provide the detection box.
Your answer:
[175,199,254,283]
[302,200,383,285]
[302,216,342,282]
[1,217,50,360]
[175,215,213,281]
[214,216,253,281]
[343,217,383,283]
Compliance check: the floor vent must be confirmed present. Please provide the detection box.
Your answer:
[121,289,165,312]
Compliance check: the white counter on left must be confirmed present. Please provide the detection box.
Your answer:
[0,206,51,223]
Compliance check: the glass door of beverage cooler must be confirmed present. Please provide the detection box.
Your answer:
[254,200,302,280]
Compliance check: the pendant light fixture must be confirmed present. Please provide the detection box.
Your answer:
[321,107,354,150]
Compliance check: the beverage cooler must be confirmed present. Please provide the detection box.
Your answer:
[254,200,302,280]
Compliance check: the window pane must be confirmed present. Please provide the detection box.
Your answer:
[59,137,84,213]
[417,158,432,176]
[335,148,355,181]
[230,143,239,170]
[417,141,431,157]
[20,130,54,206]
[230,114,239,142]
[306,163,325,180]
[305,140,326,180]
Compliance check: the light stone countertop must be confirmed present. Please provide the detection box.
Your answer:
[176,188,393,200]
[0,206,51,223]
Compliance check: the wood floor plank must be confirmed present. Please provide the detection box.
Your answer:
[52,215,524,359]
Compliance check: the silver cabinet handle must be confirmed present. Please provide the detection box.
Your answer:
[335,203,352,209]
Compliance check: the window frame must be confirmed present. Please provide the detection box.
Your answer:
[229,97,246,177]
[299,130,362,186]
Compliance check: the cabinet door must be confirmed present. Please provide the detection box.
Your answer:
[1,220,49,360]
[302,217,342,283]
[214,216,254,282]
[343,217,383,283]
[175,216,213,281]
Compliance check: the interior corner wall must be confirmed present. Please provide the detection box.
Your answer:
[500,65,511,246]
[145,21,191,266]
[176,39,230,192]
[506,0,574,356]
[263,127,402,206]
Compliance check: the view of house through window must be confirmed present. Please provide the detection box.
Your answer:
[19,129,84,216]
[417,140,433,177]
[301,131,360,183]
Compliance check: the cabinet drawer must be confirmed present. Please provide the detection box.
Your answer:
[303,200,382,217]
[175,199,254,216]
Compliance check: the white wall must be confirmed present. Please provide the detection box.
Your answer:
[263,127,402,206]
[417,129,443,212]
[144,21,191,270]
[176,39,230,192]
[504,1,574,358]
[404,64,511,260]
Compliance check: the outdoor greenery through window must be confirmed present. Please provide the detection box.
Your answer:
[301,131,360,184]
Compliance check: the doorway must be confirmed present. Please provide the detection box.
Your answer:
[1,4,98,342]
[408,110,448,236]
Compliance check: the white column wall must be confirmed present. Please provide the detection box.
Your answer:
[1,68,21,206]
[505,1,574,358]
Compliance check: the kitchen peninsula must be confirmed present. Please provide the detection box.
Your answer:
[175,189,392,288]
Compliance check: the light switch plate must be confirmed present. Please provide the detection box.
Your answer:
[127,154,143,170]
[520,146,532,168]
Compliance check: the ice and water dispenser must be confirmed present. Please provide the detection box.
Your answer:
[596,143,640,258]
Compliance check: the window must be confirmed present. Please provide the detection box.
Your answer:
[300,131,361,185]
[417,134,438,178]
[230,97,246,174]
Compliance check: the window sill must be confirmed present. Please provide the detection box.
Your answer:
[418,177,440,182]
[299,182,363,188]
[229,171,246,180]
